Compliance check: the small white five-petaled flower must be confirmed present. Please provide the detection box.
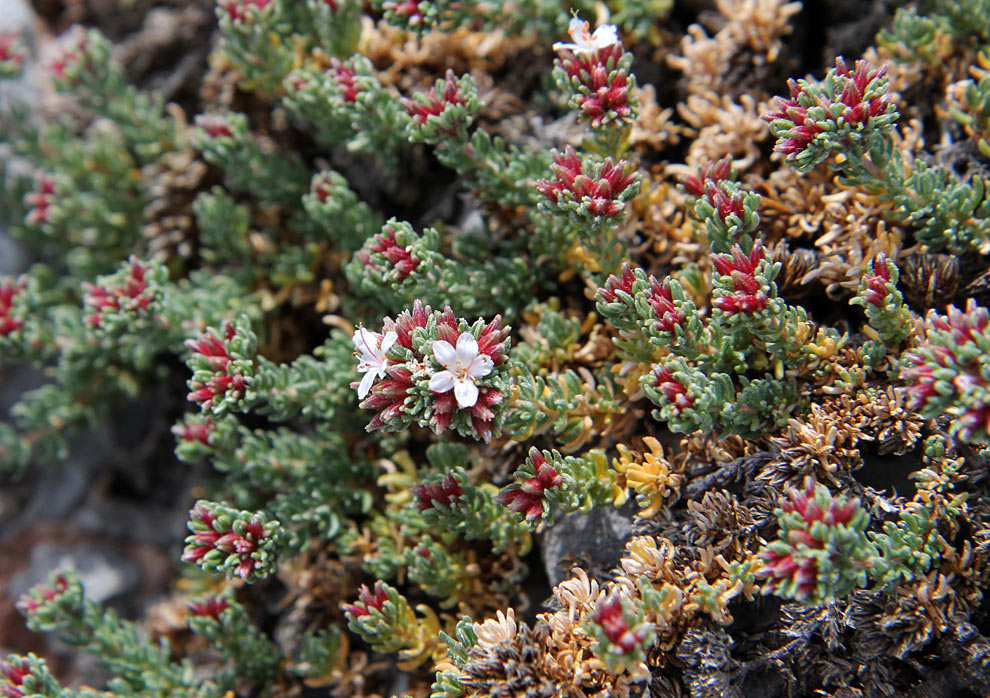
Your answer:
[552,15,619,54]
[429,332,494,409]
[353,327,398,399]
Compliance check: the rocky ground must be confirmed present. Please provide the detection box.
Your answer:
[0,3,199,683]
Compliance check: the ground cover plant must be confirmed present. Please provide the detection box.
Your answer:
[2,0,990,696]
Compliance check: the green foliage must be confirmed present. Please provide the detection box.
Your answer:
[503,365,625,448]
[15,570,202,698]
[193,112,309,206]
[282,55,411,164]
[186,593,283,689]
[606,0,673,41]
[47,27,176,162]
[758,479,955,604]
[413,462,531,553]
[766,57,990,252]
[430,617,477,698]
[868,504,943,588]
[345,218,534,318]
[289,627,347,682]
[301,170,382,252]
[342,581,439,668]
[5,2,988,697]
[878,0,990,61]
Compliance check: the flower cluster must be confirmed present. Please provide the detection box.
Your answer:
[218,0,274,24]
[757,480,873,604]
[353,326,398,399]
[1,656,32,698]
[82,258,162,329]
[185,592,282,685]
[496,447,563,521]
[594,263,695,356]
[14,571,83,633]
[46,26,110,91]
[650,367,693,413]
[0,29,26,78]
[497,447,618,527]
[343,581,440,668]
[283,55,410,162]
[356,222,423,283]
[172,413,235,464]
[681,157,733,198]
[186,594,230,623]
[536,146,637,220]
[172,415,215,447]
[641,358,734,434]
[328,61,358,102]
[194,112,235,140]
[185,318,257,415]
[552,17,636,128]
[0,654,62,698]
[585,594,655,676]
[649,278,687,333]
[352,302,510,442]
[763,57,898,171]
[901,299,990,443]
[181,499,282,582]
[342,582,389,619]
[711,243,769,315]
[683,158,761,254]
[411,471,464,511]
[0,277,27,338]
[23,174,59,228]
[404,70,480,143]
[595,263,648,334]
[850,253,913,346]
[381,0,429,31]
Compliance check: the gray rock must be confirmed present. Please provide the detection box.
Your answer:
[0,425,113,541]
[8,542,140,604]
[73,498,186,548]
[0,230,27,275]
[539,502,638,586]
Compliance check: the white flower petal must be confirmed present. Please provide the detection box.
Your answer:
[590,24,619,48]
[432,340,457,368]
[357,327,379,355]
[454,332,479,362]
[357,370,377,399]
[454,378,479,408]
[429,370,456,393]
[468,353,494,380]
[567,16,589,40]
[553,17,618,53]
[380,330,398,354]
[352,328,366,351]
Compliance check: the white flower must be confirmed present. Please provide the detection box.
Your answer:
[352,327,398,399]
[552,16,619,54]
[428,332,494,409]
